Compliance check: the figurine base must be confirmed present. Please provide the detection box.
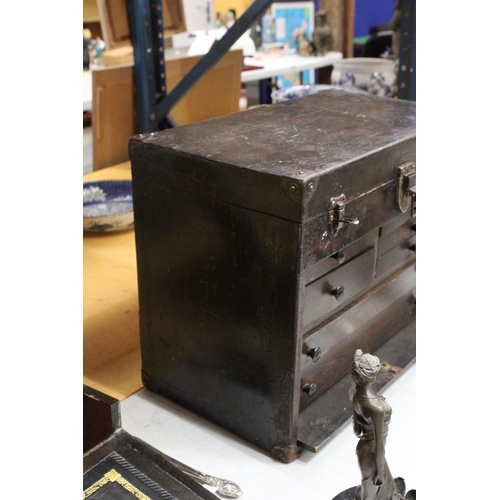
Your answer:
[332,477,416,500]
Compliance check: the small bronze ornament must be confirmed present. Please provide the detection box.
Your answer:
[313,10,333,56]
[332,350,416,500]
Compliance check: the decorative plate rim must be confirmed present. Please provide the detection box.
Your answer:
[83,179,134,220]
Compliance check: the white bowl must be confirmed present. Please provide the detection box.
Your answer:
[83,180,134,233]
[331,57,397,97]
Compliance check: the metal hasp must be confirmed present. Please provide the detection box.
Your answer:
[397,0,416,101]
[128,0,274,133]
[328,195,360,235]
[396,162,416,216]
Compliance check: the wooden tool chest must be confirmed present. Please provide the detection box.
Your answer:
[129,89,416,463]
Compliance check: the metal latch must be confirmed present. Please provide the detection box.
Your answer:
[397,162,416,216]
[328,195,359,235]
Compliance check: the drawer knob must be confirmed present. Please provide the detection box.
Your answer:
[330,285,345,300]
[332,250,346,264]
[409,243,416,253]
[303,383,317,397]
[306,347,322,362]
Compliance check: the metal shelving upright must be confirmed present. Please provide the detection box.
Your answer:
[128,0,416,133]
[397,0,416,101]
[128,0,274,133]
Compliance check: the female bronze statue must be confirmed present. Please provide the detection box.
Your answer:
[333,350,415,500]
[351,349,395,500]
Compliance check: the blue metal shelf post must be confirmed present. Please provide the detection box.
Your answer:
[129,0,274,133]
[128,0,169,132]
[397,0,416,101]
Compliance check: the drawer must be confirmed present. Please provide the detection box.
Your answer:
[300,178,405,271]
[302,247,375,330]
[303,230,378,286]
[376,234,416,278]
[299,262,416,411]
[378,215,416,256]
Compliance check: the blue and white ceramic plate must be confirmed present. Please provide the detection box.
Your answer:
[83,180,134,233]
[271,84,366,103]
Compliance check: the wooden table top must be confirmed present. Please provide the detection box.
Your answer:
[83,161,143,400]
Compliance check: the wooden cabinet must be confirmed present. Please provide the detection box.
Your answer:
[130,89,416,463]
[91,49,242,171]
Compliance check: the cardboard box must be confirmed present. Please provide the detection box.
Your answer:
[101,46,134,66]
[97,0,186,50]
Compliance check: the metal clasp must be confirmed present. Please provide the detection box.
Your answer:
[397,162,416,216]
[328,195,359,235]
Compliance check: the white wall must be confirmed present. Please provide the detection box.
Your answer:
[183,0,214,31]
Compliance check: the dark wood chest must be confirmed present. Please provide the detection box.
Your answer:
[130,89,416,463]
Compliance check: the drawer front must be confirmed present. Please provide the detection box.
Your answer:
[303,230,378,286]
[376,234,416,278]
[301,178,403,271]
[376,212,416,278]
[303,247,375,329]
[378,215,416,256]
[299,262,416,411]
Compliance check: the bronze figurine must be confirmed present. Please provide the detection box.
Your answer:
[352,349,395,499]
[332,350,415,500]
[312,10,333,56]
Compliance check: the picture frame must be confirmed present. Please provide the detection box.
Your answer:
[270,1,315,87]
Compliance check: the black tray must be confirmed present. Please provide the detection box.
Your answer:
[83,429,219,500]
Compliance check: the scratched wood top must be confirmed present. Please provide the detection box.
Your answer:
[130,90,416,223]
[135,89,416,179]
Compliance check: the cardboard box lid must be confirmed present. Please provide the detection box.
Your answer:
[101,46,134,66]
[97,0,186,50]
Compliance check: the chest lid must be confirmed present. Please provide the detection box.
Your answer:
[129,89,416,224]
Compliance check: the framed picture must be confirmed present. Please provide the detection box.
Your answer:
[271,2,315,87]
[271,1,315,50]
